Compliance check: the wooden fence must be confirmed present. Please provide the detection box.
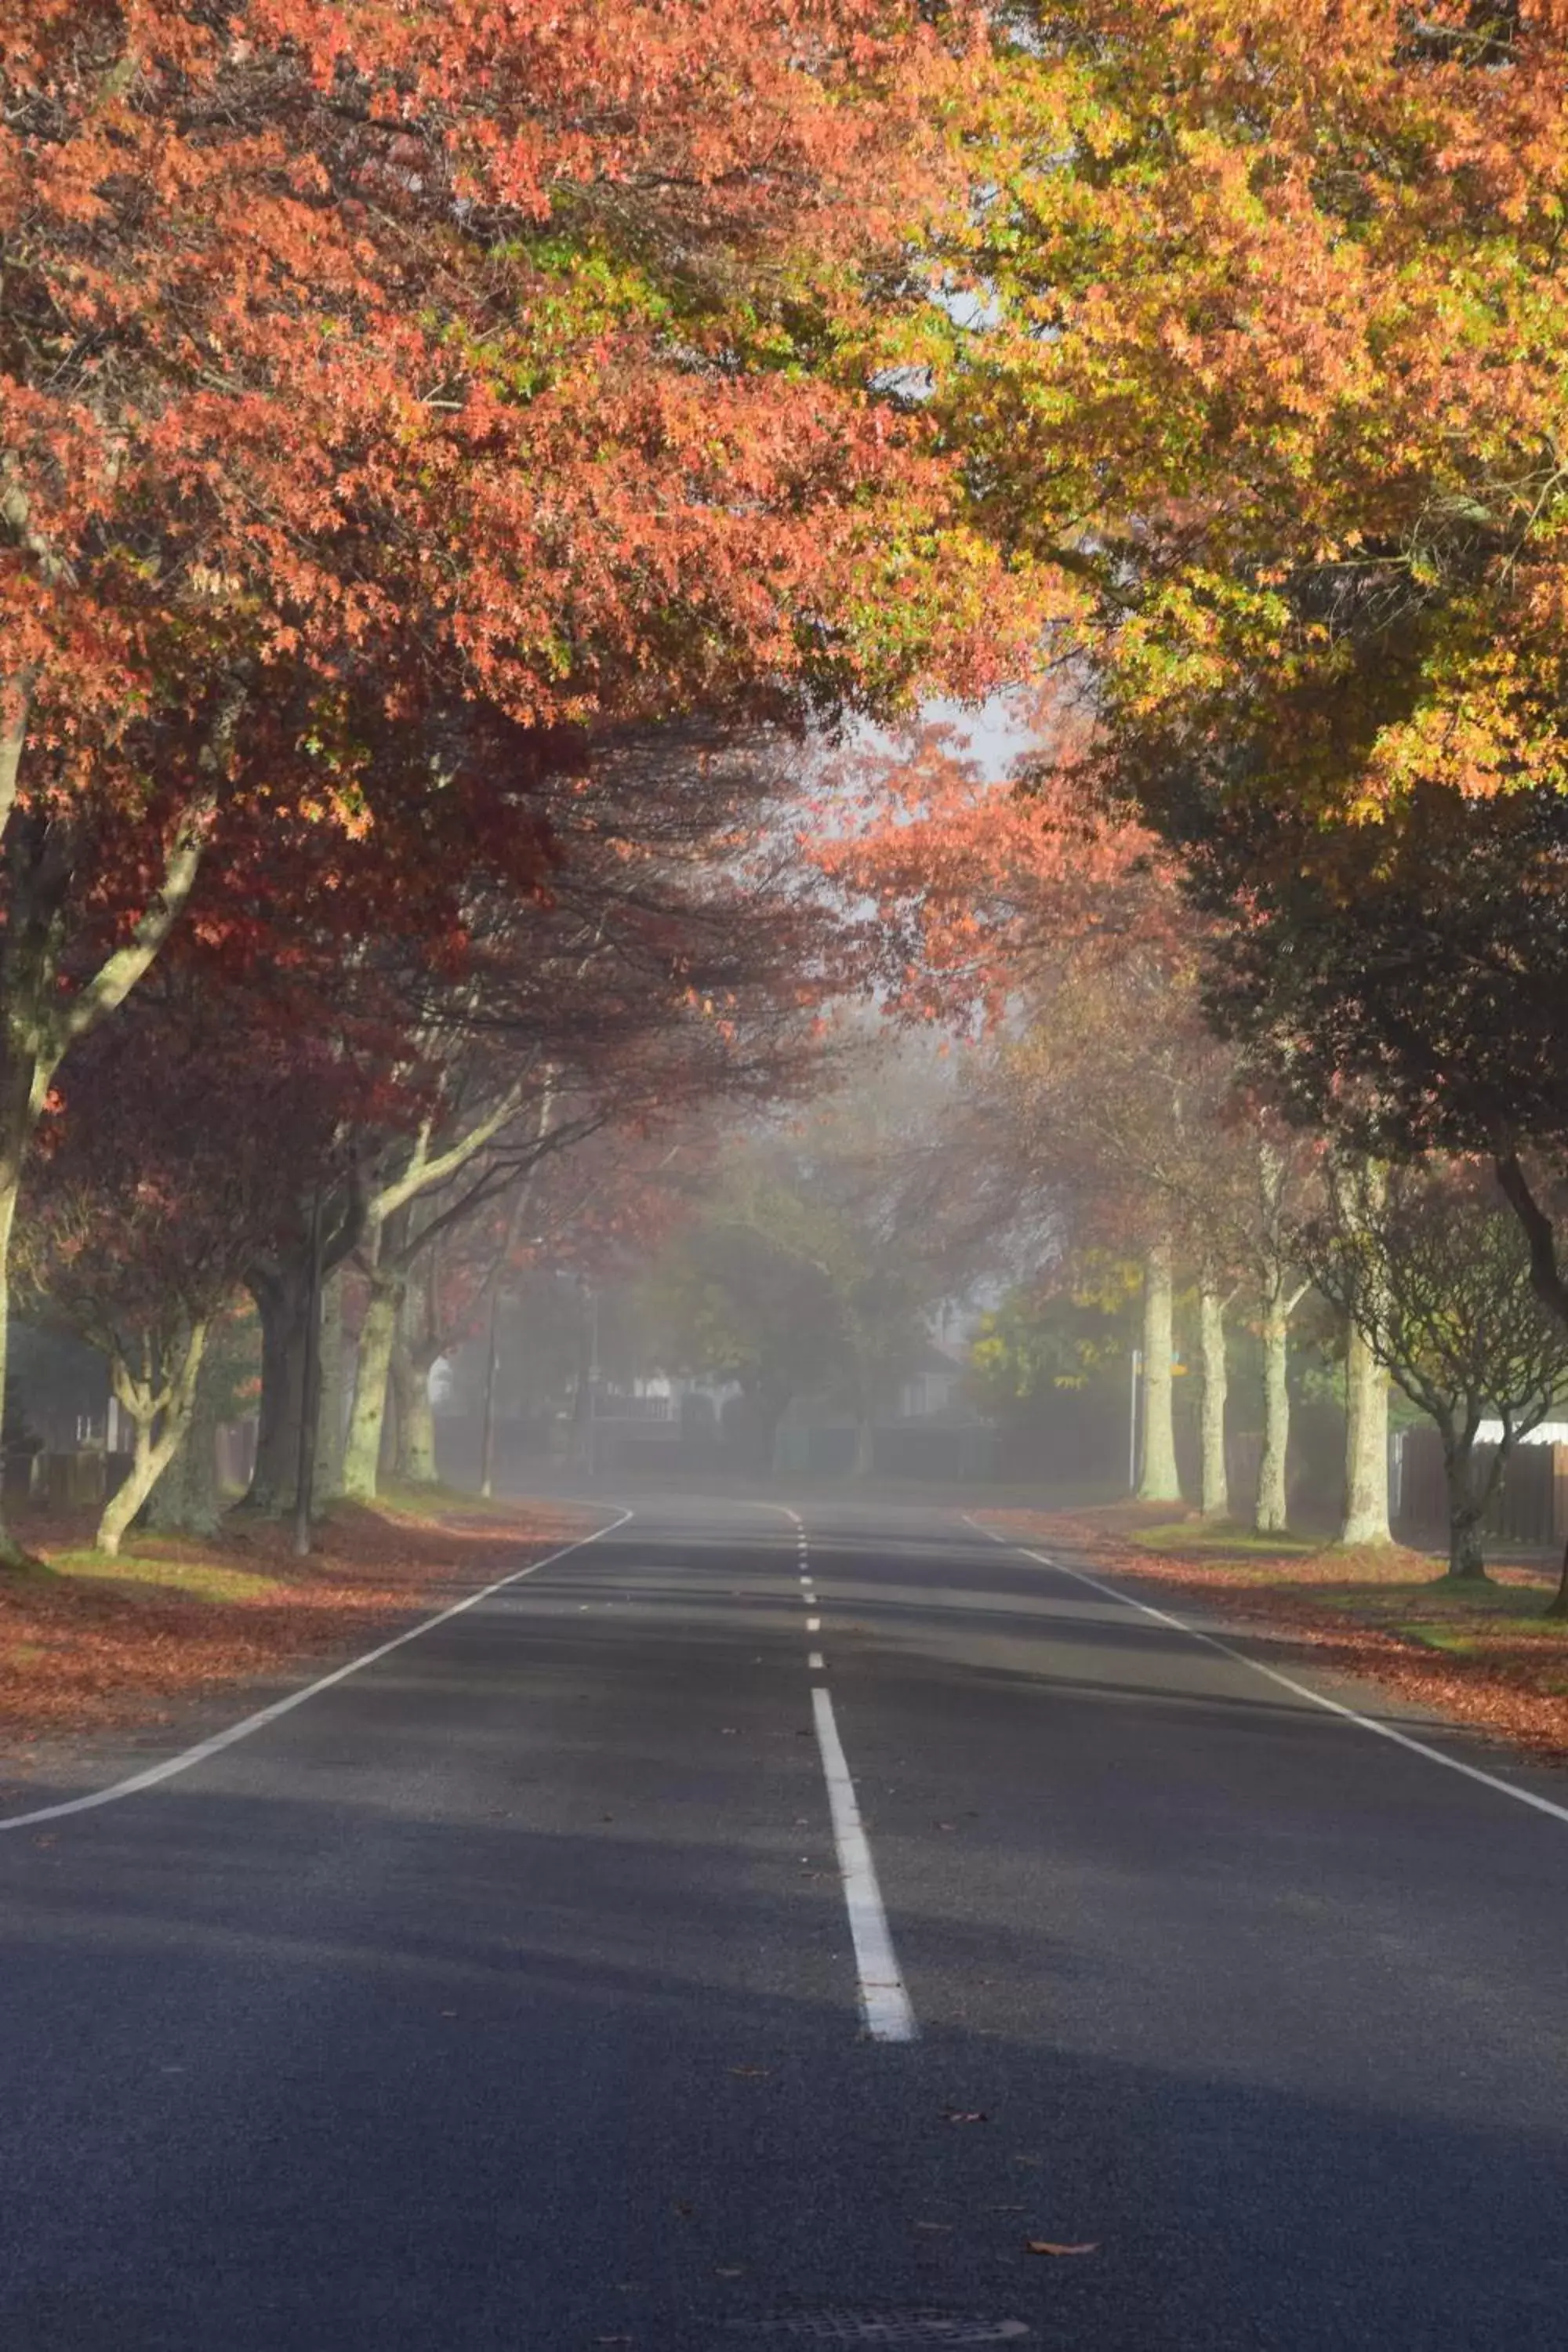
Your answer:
[1393,1428,1568,1552]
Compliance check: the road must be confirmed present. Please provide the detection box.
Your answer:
[3,1494,1568,2350]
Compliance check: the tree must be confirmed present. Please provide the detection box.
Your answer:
[967,1256,1140,1490]
[0,2,1025,1563]
[1301,1161,1568,1588]
[1166,785,1568,1374]
[325,721,853,1502]
[1252,1137,1318,1537]
[14,997,329,1552]
[923,7,1568,1348]
[646,1044,998,1468]
[146,1304,260,1539]
[985,923,1256,1512]
[947,3,1568,832]
[813,724,1218,1499]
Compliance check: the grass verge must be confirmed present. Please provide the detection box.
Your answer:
[0,1489,596,1767]
[978,1501,1568,1766]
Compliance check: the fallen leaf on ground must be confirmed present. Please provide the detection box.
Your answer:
[0,1501,589,1755]
[1026,2241,1099,2258]
[672,2201,696,2220]
[943,2110,987,2124]
[728,2065,771,2078]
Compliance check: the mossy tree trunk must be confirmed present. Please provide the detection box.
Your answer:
[1341,1321,1392,1546]
[147,1342,224,1537]
[343,1275,402,1501]
[1255,1298,1292,1534]
[1138,1238,1181,1504]
[97,1320,209,1556]
[398,1282,441,1487]
[1196,1281,1229,1520]
[1254,1143,1311,1536]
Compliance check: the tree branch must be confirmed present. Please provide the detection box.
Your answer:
[52,804,211,1076]
[1496,1152,1568,1330]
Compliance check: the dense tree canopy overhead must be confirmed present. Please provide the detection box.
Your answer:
[949,1,1568,822]
[2,0,1018,826]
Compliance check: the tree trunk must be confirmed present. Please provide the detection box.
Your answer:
[1255,1287,1291,1534]
[98,1323,209,1555]
[148,1345,224,1537]
[244,1264,311,1514]
[0,1171,37,1569]
[401,1319,442,1489]
[343,1274,401,1501]
[402,1374,439,1485]
[1138,1240,1182,1504]
[479,1283,503,1498]
[1340,1321,1392,1546]
[387,1313,414,1483]
[315,1266,346,1498]
[1197,1283,1229,1519]
[1548,1537,1568,1621]
[1440,1427,1491,1583]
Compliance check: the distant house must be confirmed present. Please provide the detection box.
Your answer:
[895,1340,970,1423]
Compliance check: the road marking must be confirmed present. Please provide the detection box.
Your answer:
[809,1650,825,1671]
[811,1686,916,2042]
[807,1615,821,1632]
[964,1515,1568,1832]
[0,1510,636,1833]
[800,1574,812,1588]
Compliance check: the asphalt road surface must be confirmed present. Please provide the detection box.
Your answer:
[4,1495,1568,2351]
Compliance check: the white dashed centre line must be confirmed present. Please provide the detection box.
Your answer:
[811,1686,916,2043]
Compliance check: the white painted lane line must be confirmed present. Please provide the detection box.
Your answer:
[811,1686,916,2043]
[807,1615,821,1632]
[0,1510,637,1833]
[809,1651,826,1671]
[963,1515,1568,1832]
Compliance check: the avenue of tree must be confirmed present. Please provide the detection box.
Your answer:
[6,4,1568,1606]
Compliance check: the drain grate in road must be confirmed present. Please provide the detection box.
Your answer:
[729,2314,1030,2344]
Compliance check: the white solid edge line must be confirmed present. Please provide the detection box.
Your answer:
[0,1508,637,1834]
[811,1685,916,2042]
[962,1514,1568,1831]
